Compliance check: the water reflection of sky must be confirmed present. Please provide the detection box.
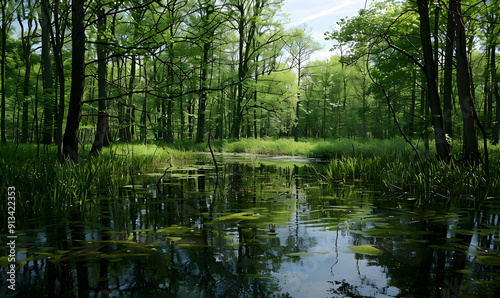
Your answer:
[273,221,398,298]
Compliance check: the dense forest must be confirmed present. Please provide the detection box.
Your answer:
[3,1,500,296]
[0,0,499,163]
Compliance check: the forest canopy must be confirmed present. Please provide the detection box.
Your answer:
[0,0,499,162]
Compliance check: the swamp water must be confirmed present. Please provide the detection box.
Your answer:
[1,154,500,297]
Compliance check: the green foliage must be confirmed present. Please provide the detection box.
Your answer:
[320,140,500,199]
[348,245,382,256]
[0,142,196,225]
[221,138,314,156]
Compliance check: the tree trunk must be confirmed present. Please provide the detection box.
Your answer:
[443,0,455,139]
[19,2,34,143]
[127,55,136,142]
[41,0,54,145]
[409,70,416,138]
[417,0,450,160]
[52,0,67,158]
[90,8,110,156]
[294,59,301,142]
[1,1,8,143]
[196,42,210,144]
[492,44,500,144]
[62,0,85,162]
[453,0,480,160]
[141,61,148,144]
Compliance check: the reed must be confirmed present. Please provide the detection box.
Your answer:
[0,142,198,225]
[321,146,500,199]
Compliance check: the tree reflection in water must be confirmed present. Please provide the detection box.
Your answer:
[1,157,500,297]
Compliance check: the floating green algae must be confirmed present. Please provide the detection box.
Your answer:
[348,245,382,256]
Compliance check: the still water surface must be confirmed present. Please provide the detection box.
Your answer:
[2,154,500,297]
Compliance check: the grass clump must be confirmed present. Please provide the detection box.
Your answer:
[0,142,196,224]
[320,141,500,199]
[221,138,314,156]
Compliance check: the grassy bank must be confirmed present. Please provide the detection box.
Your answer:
[176,137,419,159]
[207,137,499,198]
[0,142,195,219]
[1,138,498,221]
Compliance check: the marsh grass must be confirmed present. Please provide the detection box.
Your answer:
[221,138,315,156]
[321,140,500,199]
[1,138,498,225]
[218,137,419,160]
[0,142,197,226]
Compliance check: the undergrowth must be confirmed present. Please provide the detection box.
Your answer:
[1,138,498,225]
[0,142,193,222]
[320,140,500,199]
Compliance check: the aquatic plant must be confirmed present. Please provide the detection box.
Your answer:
[0,142,199,226]
[320,142,500,199]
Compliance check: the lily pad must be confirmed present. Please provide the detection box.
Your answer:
[348,245,382,256]
[217,211,262,221]
[286,252,314,257]
[477,256,500,266]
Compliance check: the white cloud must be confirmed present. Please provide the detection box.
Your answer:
[282,0,369,61]
[294,1,351,25]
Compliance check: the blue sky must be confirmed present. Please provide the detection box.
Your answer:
[281,0,369,60]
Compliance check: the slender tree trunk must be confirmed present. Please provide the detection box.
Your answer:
[164,56,174,143]
[417,0,449,160]
[141,61,148,144]
[492,44,500,144]
[409,70,416,138]
[195,2,215,144]
[294,59,301,142]
[453,0,479,160]
[233,10,246,140]
[1,1,8,143]
[443,0,456,139]
[487,45,494,128]
[19,3,34,143]
[51,0,66,157]
[196,41,210,144]
[127,55,136,142]
[90,8,110,156]
[254,56,259,139]
[62,0,85,162]
[41,0,54,145]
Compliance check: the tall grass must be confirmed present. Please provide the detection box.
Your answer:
[0,142,196,226]
[221,138,315,156]
[218,137,421,160]
[321,140,500,199]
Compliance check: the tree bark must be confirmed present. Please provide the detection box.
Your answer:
[51,0,67,158]
[41,0,54,145]
[443,0,456,139]
[416,0,450,160]
[492,44,500,144]
[18,1,35,143]
[1,1,9,143]
[195,40,210,144]
[195,2,214,144]
[90,8,110,156]
[453,0,480,160]
[62,0,85,162]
